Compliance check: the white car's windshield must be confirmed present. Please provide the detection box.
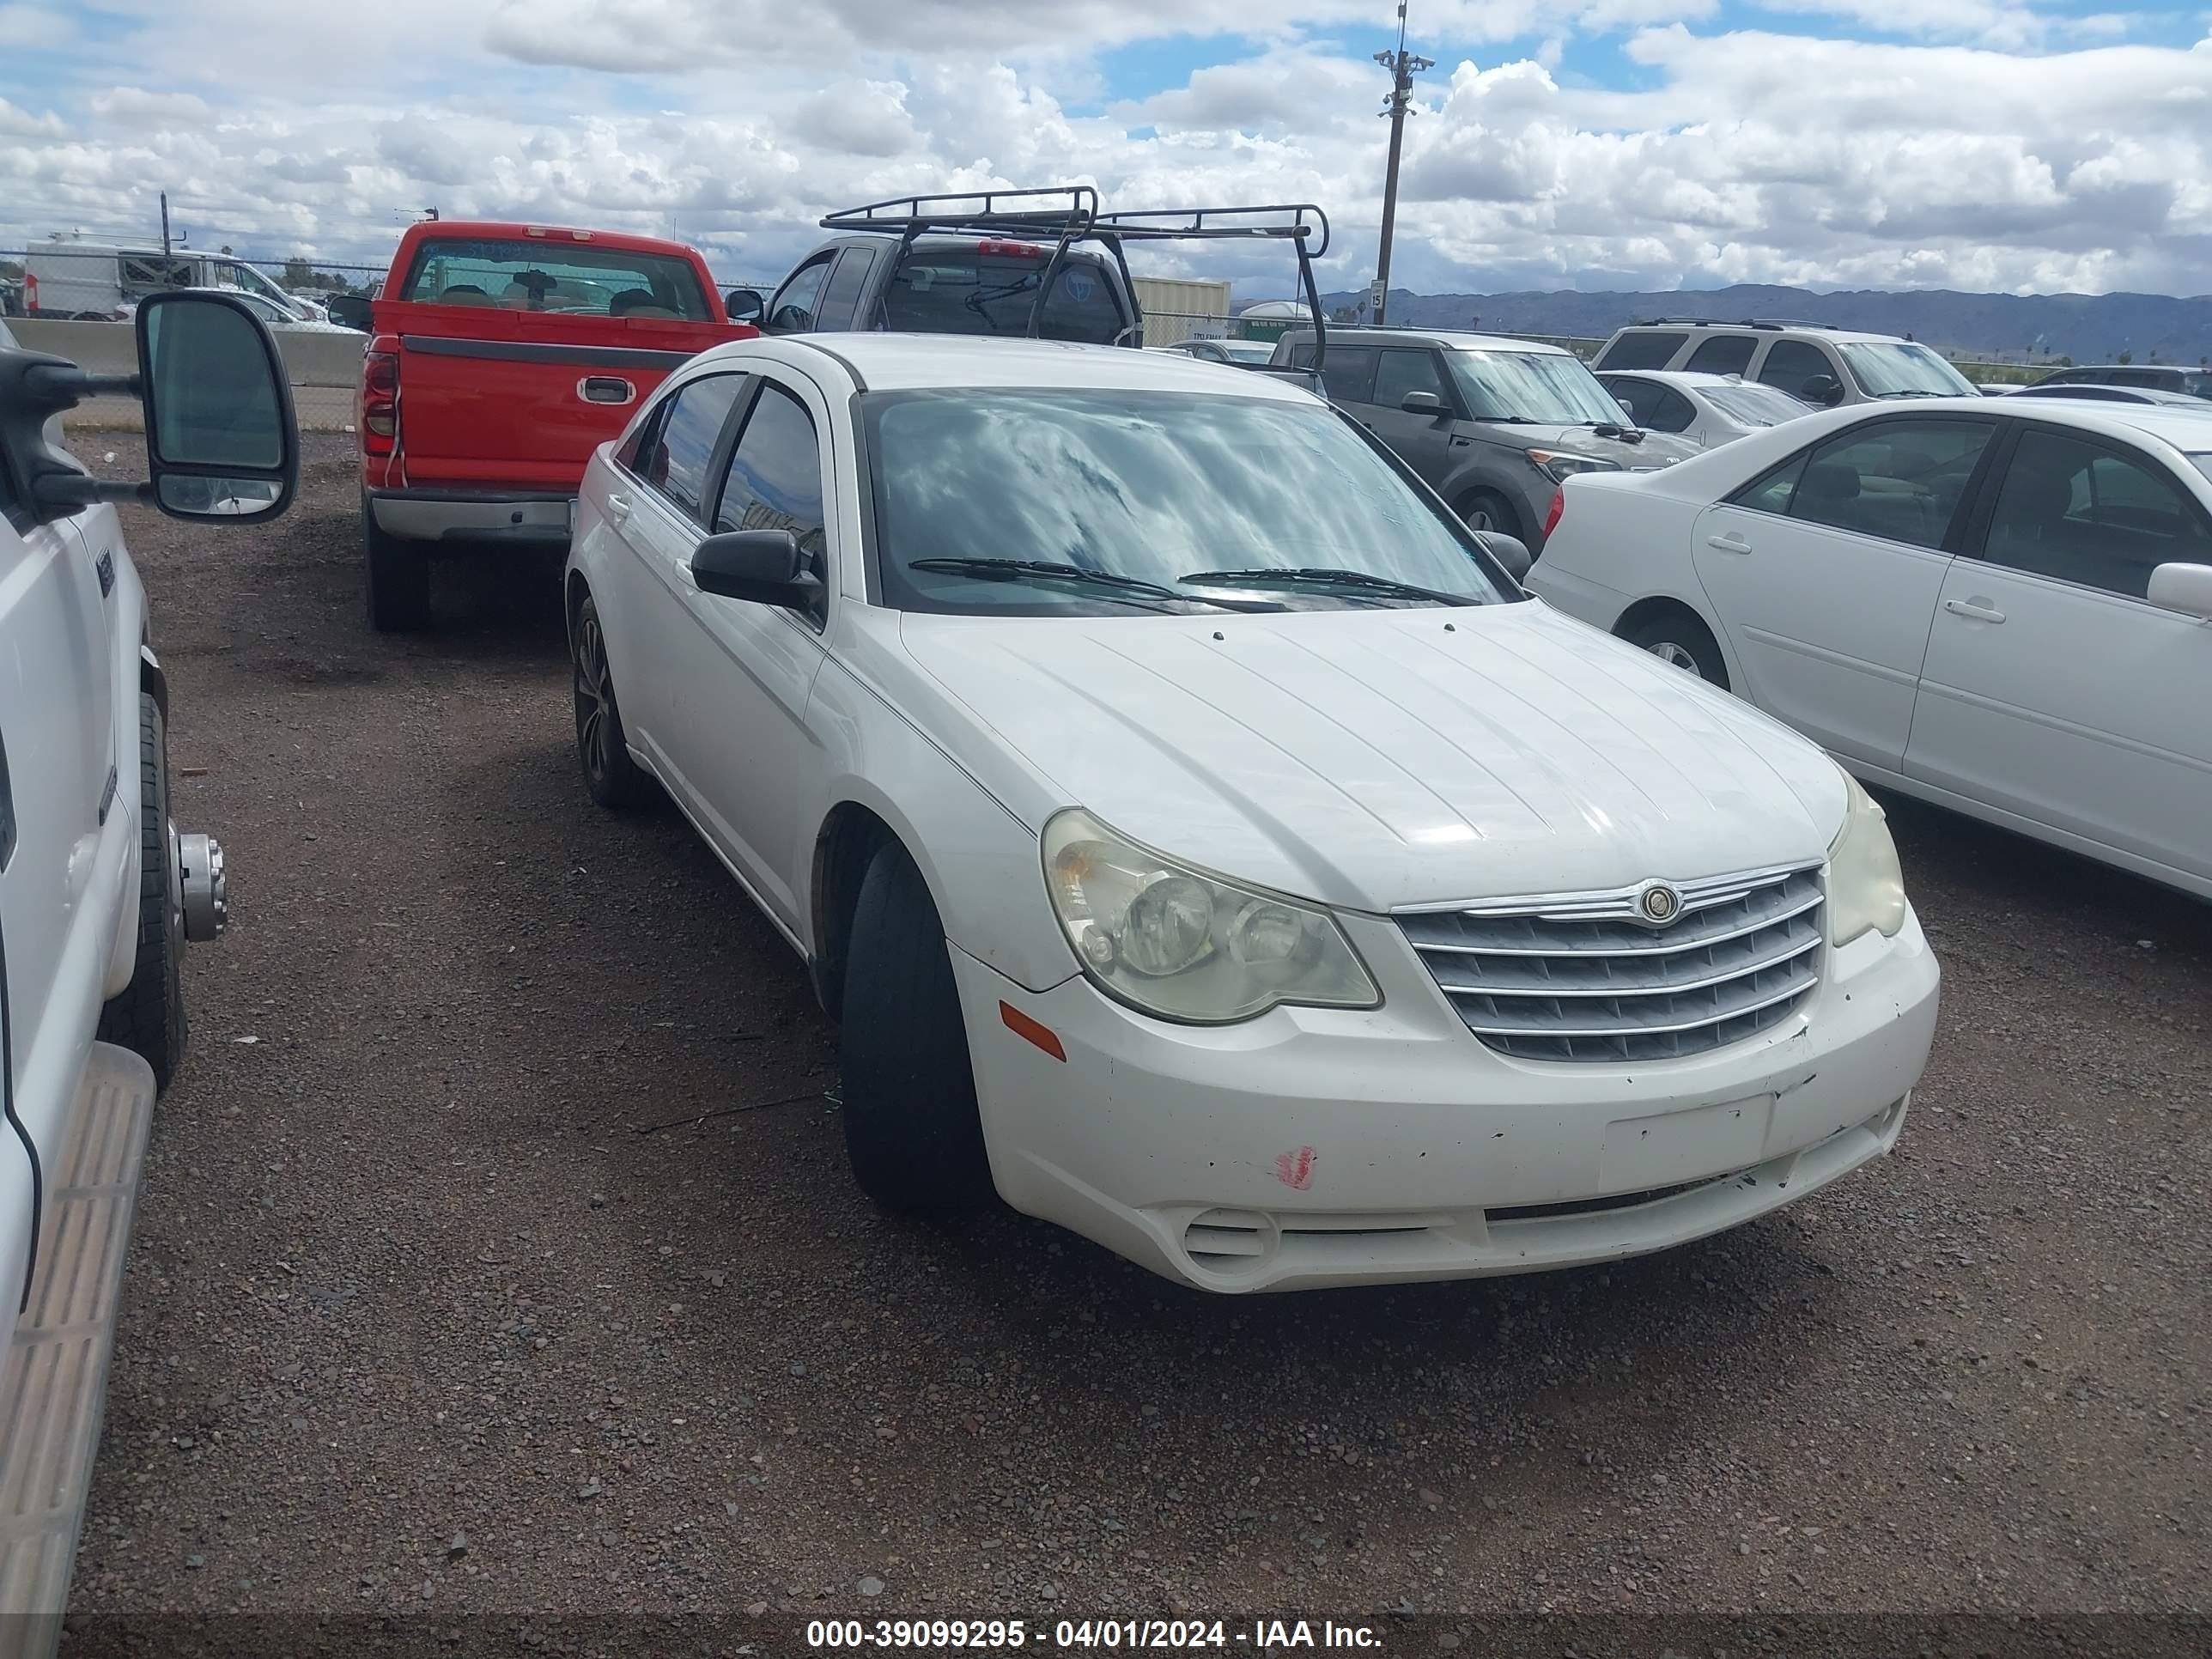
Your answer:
[1839,342,1978,399]
[1705,383,1809,427]
[1212,340,1276,363]
[862,390,1521,616]
[1447,350,1626,425]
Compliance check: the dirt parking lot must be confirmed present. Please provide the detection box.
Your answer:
[60,434,2211,1650]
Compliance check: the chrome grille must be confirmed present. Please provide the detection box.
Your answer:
[1399,864,1824,1063]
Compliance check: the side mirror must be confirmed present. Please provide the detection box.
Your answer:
[1470,527,1532,582]
[2147,562,2212,622]
[725,289,764,325]
[1616,396,1637,417]
[1800,374,1844,408]
[691,529,821,611]
[137,290,297,522]
[326,294,373,330]
[1401,390,1448,418]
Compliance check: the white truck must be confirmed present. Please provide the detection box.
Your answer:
[22,238,324,324]
[0,295,296,1653]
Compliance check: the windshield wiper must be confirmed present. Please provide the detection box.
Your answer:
[908,557,1188,600]
[1873,389,1942,399]
[1178,568,1476,606]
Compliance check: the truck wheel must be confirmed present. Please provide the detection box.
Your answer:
[570,594,655,809]
[363,491,431,633]
[96,692,187,1093]
[839,842,994,1215]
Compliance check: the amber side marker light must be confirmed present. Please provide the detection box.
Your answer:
[1000,1001,1067,1062]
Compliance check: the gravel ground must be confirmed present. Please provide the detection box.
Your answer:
[59,436,2211,1648]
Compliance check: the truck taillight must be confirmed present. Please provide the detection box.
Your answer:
[976,240,1043,258]
[361,348,399,453]
[1542,486,1565,541]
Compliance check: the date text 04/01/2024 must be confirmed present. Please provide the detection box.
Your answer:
[802,1619,1382,1650]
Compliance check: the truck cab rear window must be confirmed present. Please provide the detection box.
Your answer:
[882,251,1126,345]
[399,239,711,320]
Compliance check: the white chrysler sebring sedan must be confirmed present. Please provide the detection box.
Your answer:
[564,334,1940,1292]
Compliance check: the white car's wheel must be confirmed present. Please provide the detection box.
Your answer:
[1622,611,1729,690]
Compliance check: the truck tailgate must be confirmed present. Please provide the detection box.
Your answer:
[377,302,738,490]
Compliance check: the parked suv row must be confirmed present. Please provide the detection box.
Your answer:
[1269,326,1702,549]
[1593,319,1981,409]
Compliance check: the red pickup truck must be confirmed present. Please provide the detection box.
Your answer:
[351,221,755,630]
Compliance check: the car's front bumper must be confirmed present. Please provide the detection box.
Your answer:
[368,489,574,545]
[954,908,1939,1292]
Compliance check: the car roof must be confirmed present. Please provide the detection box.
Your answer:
[1278,326,1571,356]
[1595,368,1784,390]
[1817,395,2212,450]
[693,331,1326,400]
[1611,321,1908,346]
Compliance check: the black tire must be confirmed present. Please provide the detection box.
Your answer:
[363,490,431,633]
[1622,609,1729,690]
[1456,489,1523,542]
[839,842,994,1214]
[96,691,186,1092]
[570,593,655,809]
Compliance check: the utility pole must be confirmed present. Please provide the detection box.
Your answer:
[1372,3,1432,329]
[160,192,172,257]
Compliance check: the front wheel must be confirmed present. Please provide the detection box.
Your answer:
[1456,489,1522,541]
[1622,610,1729,690]
[839,842,994,1215]
[97,692,187,1091]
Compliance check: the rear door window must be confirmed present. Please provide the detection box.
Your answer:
[399,238,710,319]
[883,248,1127,345]
[635,374,747,520]
[814,248,877,331]
[1685,334,1756,375]
[1594,331,1686,370]
[1785,419,1993,550]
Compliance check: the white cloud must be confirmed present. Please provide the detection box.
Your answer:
[2,4,2209,301]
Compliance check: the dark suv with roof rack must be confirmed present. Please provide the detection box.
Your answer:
[1592,319,1979,409]
[731,188,1328,356]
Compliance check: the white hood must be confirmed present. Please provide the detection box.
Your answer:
[896,599,1847,912]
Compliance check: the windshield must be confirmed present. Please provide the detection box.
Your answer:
[862,390,1519,616]
[1211,340,1275,363]
[883,248,1127,344]
[1446,350,1626,425]
[2183,373,2212,400]
[1838,342,1978,398]
[399,238,711,319]
[1705,382,1809,427]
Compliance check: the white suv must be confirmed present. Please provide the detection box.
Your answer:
[1593,319,1979,410]
[563,331,1941,1294]
[0,296,295,1641]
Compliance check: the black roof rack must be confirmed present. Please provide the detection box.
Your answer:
[1632,316,1846,332]
[817,186,1334,379]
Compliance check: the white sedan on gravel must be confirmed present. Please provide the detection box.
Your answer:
[1528,397,2212,899]
[562,332,1938,1292]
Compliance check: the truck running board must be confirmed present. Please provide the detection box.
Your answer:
[0,1043,158,1659]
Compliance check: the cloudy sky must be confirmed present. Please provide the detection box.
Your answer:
[3,1,2209,299]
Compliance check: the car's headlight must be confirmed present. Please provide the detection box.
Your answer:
[1526,449,1622,483]
[1827,768,1907,946]
[1042,809,1380,1024]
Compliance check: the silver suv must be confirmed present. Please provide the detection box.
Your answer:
[1270,326,1702,550]
[1592,319,1979,410]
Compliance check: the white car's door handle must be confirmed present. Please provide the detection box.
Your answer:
[1706,532,1753,554]
[1944,598,2006,623]
[605,491,633,524]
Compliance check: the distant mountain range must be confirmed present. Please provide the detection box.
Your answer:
[1314,283,2212,367]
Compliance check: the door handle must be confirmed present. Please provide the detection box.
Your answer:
[1943,598,2006,623]
[1705,532,1753,555]
[605,491,633,524]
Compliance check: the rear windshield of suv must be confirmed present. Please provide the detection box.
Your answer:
[399,238,711,320]
[882,248,1127,345]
